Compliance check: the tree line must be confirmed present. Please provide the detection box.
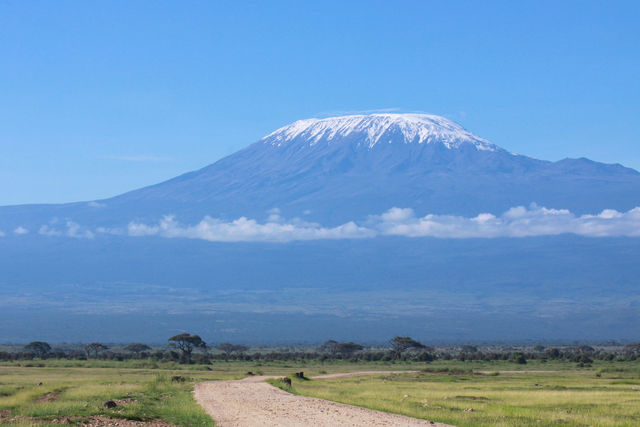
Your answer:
[5,335,640,365]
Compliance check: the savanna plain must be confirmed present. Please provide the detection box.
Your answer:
[1,357,639,426]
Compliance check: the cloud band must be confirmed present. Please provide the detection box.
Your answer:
[6,205,640,242]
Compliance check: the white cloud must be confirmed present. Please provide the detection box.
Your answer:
[317,107,402,117]
[39,225,62,237]
[13,226,28,235]
[128,215,375,242]
[96,226,124,235]
[266,207,282,223]
[372,205,640,238]
[39,221,94,239]
[0,230,4,237]
[28,205,640,242]
[66,221,95,239]
[126,205,640,242]
[87,201,106,208]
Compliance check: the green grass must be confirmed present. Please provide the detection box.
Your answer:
[0,365,214,426]
[270,361,640,426]
[0,359,425,425]
[2,359,640,426]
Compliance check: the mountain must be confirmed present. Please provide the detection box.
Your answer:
[1,113,639,230]
[1,113,639,343]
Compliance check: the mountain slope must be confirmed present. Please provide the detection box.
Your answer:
[5,113,637,229]
[1,113,639,342]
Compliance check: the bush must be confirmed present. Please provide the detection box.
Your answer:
[512,353,527,364]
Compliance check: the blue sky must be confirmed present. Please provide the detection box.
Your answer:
[1,0,638,205]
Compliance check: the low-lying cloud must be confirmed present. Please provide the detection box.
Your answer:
[13,226,29,235]
[12,205,640,242]
[128,214,374,242]
[372,205,640,238]
[39,221,95,239]
[125,205,640,242]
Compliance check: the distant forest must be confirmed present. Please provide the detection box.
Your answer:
[3,335,640,365]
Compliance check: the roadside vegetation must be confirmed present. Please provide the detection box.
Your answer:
[271,363,640,426]
[0,365,214,426]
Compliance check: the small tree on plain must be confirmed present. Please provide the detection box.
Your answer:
[390,336,426,360]
[545,348,561,359]
[124,343,151,357]
[577,345,595,355]
[24,341,51,358]
[623,343,640,356]
[319,340,339,354]
[85,342,108,358]
[512,353,527,364]
[334,342,364,357]
[168,333,206,364]
[217,343,249,356]
[460,345,478,354]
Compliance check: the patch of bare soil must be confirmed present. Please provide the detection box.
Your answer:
[477,370,557,374]
[0,410,38,425]
[195,373,453,427]
[35,391,62,403]
[114,398,137,406]
[78,416,176,426]
[46,416,175,426]
[0,413,174,426]
[312,370,420,380]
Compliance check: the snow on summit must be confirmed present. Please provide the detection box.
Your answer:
[262,113,498,151]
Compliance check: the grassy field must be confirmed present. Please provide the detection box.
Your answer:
[2,359,639,426]
[0,363,214,426]
[271,360,640,426]
[0,359,425,425]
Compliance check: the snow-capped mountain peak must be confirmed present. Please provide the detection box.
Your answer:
[261,113,498,151]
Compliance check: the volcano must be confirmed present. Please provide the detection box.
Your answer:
[1,113,639,230]
[1,114,639,342]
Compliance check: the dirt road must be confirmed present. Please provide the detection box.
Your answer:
[194,371,453,427]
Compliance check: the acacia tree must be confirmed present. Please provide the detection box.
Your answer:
[24,341,51,358]
[334,342,364,357]
[390,336,426,360]
[460,345,478,353]
[319,340,339,354]
[624,343,640,356]
[168,333,206,363]
[318,340,363,357]
[217,343,249,356]
[85,342,108,358]
[124,343,151,357]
